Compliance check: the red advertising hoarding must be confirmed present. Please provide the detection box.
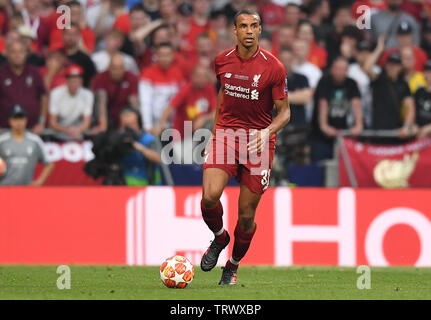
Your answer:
[1,187,430,267]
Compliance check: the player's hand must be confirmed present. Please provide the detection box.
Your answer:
[247,128,270,154]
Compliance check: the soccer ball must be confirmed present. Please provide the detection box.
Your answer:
[0,158,6,178]
[160,255,195,289]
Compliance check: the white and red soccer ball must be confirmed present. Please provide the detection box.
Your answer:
[160,255,195,289]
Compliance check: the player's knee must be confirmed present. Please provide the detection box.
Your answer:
[201,191,221,208]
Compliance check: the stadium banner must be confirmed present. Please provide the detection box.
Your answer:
[0,187,430,267]
[339,137,431,188]
[34,141,102,185]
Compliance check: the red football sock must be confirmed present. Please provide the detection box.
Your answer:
[228,222,257,269]
[201,200,225,242]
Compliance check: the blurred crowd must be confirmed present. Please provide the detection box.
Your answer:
[2,0,431,186]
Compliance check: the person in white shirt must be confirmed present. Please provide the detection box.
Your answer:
[48,64,94,141]
[292,39,322,122]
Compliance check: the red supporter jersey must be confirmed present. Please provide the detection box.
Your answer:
[214,46,288,137]
[170,82,217,138]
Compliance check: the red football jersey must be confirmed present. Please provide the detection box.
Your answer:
[214,46,288,137]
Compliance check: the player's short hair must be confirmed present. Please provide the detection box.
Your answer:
[233,9,261,27]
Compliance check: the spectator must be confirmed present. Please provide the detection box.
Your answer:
[259,29,273,53]
[41,44,68,90]
[139,42,184,134]
[370,0,420,49]
[92,52,139,132]
[50,0,96,54]
[153,64,216,162]
[185,0,211,52]
[311,56,363,162]
[92,29,139,75]
[142,0,161,20]
[307,0,331,47]
[138,23,172,69]
[21,0,41,42]
[278,47,313,126]
[0,104,54,186]
[292,39,323,121]
[62,23,97,87]
[86,0,121,38]
[0,40,47,134]
[221,0,248,24]
[214,29,236,54]
[414,61,431,138]
[17,25,45,66]
[208,9,229,42]
[337,25,364,63]
[272,24,296,57]
[259,0,286,32]
[325,5,355,68]
[421,20,431,59]
[297,20,327,69]
[177,32,215,79]
[400,46,426,95]
[347,40,380,129]
[119,107,162,186]
[284,3,301,30]
[379,21,428,72]
[48,64,94,141]
[159,0,178,26]
[119,3,161,58]
[364,36,416,139]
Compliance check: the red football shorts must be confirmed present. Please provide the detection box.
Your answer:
[202,129,276,194]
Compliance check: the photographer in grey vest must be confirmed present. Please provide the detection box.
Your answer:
[0,105,54,186]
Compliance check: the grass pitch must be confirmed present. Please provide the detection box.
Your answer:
[0,265,430,300]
